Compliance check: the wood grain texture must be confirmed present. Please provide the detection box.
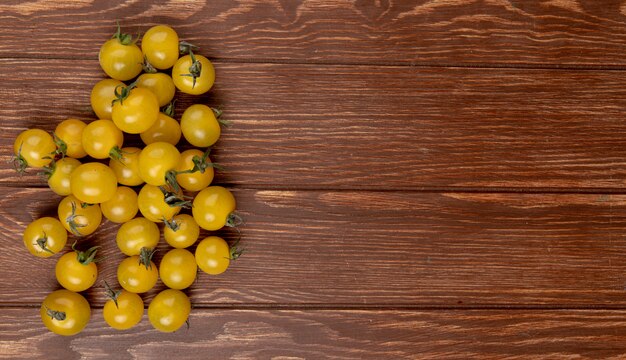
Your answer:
[4,59,626,190]
[3,308,626,359]
[4,187,626,307]
[3,0,626,67]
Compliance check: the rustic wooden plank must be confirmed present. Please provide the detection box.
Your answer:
[2,1,626,67]
[3,308,626,359]
[3,187,626,306]
[3,60,626,190]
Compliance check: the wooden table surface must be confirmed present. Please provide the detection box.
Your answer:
[3,1,626,358]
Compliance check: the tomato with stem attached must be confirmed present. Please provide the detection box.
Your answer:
[90,79,125,120]
[58,195,102,236]
[13,129,56,172]
[40,289,90,336]
[82,119,124,160]
[172,50,215,95]
[195,236,243,275]
[116,217,160,256]
[137,184,184,223]
[23,217,67,258]
[102,282,144,330]
[163,214,199,249]
[180,104,222,148]
[55,119,87,158]
[136,72,176,107]
[159,248,197,290]
[192,186,240,231]
[70,162,118,204]
[112,83,160,134]
[99,24,143,81]
[117,247,159,293]
[175,149,217,192]
[142,25,179,70]
[109,147,144,186]
[45,157,81,196]
[138,142,180,187]
[100,186,139,223]
[148,289,191,333]
[55,243,100,292]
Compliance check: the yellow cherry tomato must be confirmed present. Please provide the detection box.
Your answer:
[55,245,99,292]
[100,186,139,223]
[40,289,90,336]
[58,195,102,236]
[172,52,215,95]
[159,248,197,290]
[117,249,159,293]
[163,214,200,249]
[180,104,221,147]
[136,73,176,107]
[23,217,67,257]
[112,87,160,134]
[70,162,118,204]
[140,113,181,146]
[137,184,181,222]
[98,25,143,81]
[103,288,144,330]
[90,79,125,120]
[138,142,180,186]
[13,129,56,171]
[175,149,214,192]
[148,289,191,333]
[55,119,87,158]
[142,25,179,70]
[116,217,160,256]
[82,119,124,160]
[46,157,81,196]
[195,236,231,275]
[192,186,236,231]
[109,147,144,186]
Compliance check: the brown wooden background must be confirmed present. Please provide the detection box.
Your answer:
[3,0,626,358]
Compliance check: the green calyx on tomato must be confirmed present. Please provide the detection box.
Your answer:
[164,148,221,192]
[139,247,156,269]
[72,241,100,266]
[112,81,137,107]
[226,212,244,228]
[178,40,198,55]
[35,233,55,255]
[112,21,136,46]
[163,217,180,231]
[66,202,88,236]
[44,305,67,321]
[179,49,202,89]
[162,100,176,117]
[52,133,68,158]
[158,185,192,208]
[211,107,231,127]
[103,281,122,308]
[142,55,157,74]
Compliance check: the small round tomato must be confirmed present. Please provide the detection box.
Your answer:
[40,289,90,336]
[82,119,124,159]
[112,86,160,134]
[142,25,179,70]
[103,284,144,330]
[136,73,176,107]
[180,104,221,147]
[192,186,236,231]
[100,186,139,223]
[13,129,56,171]
[117,248,159,293]
[46,157,81,196]
[99,25,143,81]
[55,245,99,292]
[195,236,233,275]
[159,248,197,290]
[70,162,118,204]
[148,289,191,333]
[138,142,180,186]
[90,79,125,120]
[116,217,160,256]
[55,119,87,158]
[140,113,181,146]
[109,147,144,186]
[172,52,215,95]
[164,214,200,249]
[58,195,103,236]
[175,149,215,192]
[137,184,182,222]
[23,217,67,257]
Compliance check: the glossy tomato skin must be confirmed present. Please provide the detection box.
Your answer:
[99,38,143,81]
[70,162,118,204]
[140,113,181,146]
[23,217,67,258]
[180,104,221,147]
[82,119,124,159]
[142,25,179,70]
[163,214,200,248]
[100,186,139,223]
[195,236,230,275]
[116,217,160,256]
[136,73,176,107]
[103,290,144,330]
[112,87,160,134]
[175,149,214,192]
[55,252,98,292]
[90,79,125,120]
[137,184,181,222]
[172,54,215,95]
[13,129,56,168]
[159,248,197,290]
[55,119,87,158]
[109,147,144,186]
[58,195,102,236]
[148,289,191,333]
[192,186,236,231]
[138,142,180,186]
[117,255,159,293]
[40,289,90,336]
[47,157,81,196]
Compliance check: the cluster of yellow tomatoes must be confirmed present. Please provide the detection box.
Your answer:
[14,24,243,336]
